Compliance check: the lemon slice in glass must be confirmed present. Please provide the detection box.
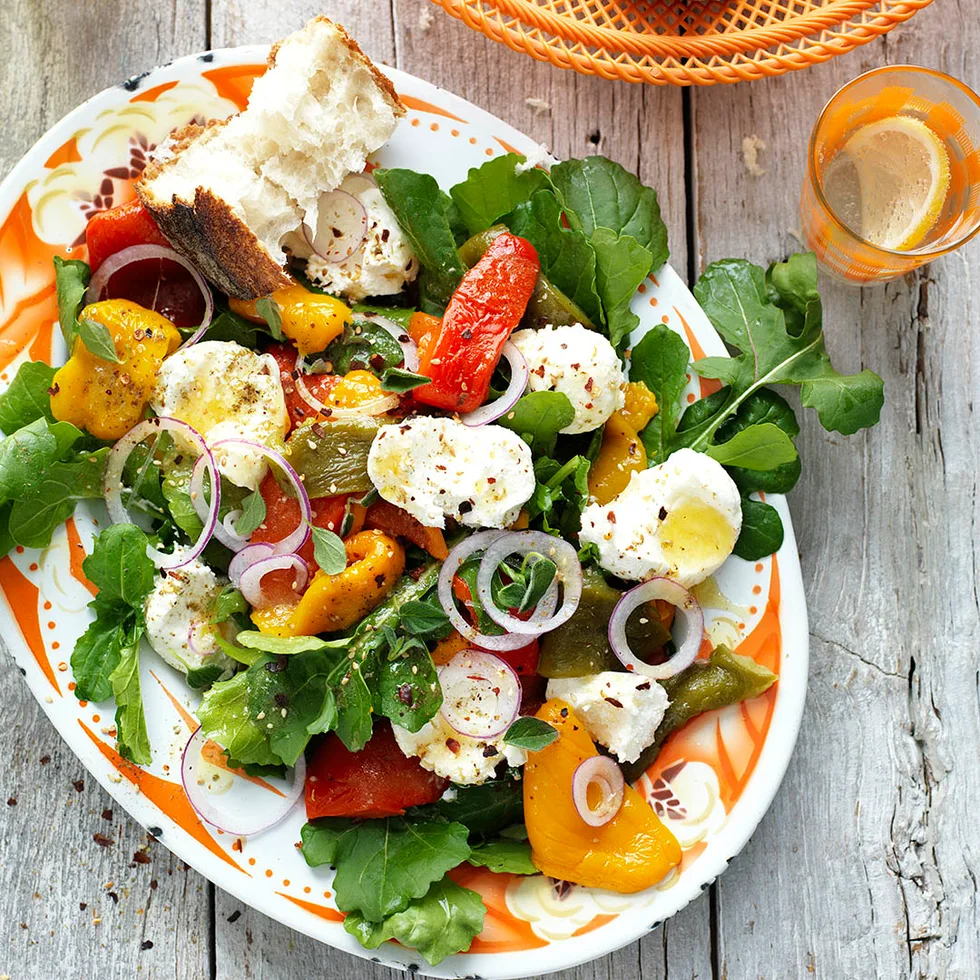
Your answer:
[822,115,951,251]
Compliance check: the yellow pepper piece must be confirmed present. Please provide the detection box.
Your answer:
[524,699,681,892]
[587,411,647,505]
[620,380,659,432]
[50,299,181,441]
[251,530,405,636]
[230,283,350,356]
[325,370,390,411]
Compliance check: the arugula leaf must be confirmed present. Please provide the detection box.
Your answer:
[53,256,91,351]
[467,838,537,875]
[333,666,374,751]
[705,422,798,470]
[185,663,228,692]
[197,671,282,768]
[78,318,121,363]
[234,631,350,655]
[0,361,57,434]
[71,618,130,702]
[81,523,156,610]
[506,189,603,326]
[590,228,653,352]
[301,817,472,922]
[325,321,404,376]
[375,168,467,308]
[378,643,442,732]
[309,525,347,575]
[0,418,82,500]
[449,153,552,235]
[526,454,590,537]
[204,307,276,348]
[398,600,450,637]
[419,777,524,834]
[234,489,267,537]
[211,586,248,623]
[550,156,669,268]
[344,877,486,966]
[503,716,559,752]
[254,297,285,341]
[353,304,415,329]
[109,631,151,765]
[380,367,430,393]
[629,324,691,465]
[691,254,883,437]
[496,390,574,455]
[734,497,784,560]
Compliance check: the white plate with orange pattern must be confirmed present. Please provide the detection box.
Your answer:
[0,46,809,978]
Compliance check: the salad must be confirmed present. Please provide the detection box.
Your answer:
[0,149,883,965]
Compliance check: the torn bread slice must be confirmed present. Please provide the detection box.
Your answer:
[137,17,404,299]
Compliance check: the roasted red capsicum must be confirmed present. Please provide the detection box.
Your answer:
[414,232,539,414]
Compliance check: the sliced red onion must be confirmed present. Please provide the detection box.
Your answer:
[361,313,419,373]
[293,356,400,418]
[341,172,377,197]
[210,440,310,556]
[476,530,582,636]
[461,342,529,427]
[85,244,214,346]
[228,542,275,588]
[436,531,540,652]
[190,456,249,553]
[308,189,368,264]
[608,577,704,680]
[181,726,304,837]
[572,756,625,827]
[239,553,309,608]
[439,650,521,740]
[104,417,219,569]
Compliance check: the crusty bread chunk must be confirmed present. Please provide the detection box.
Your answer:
[137,17,404,298]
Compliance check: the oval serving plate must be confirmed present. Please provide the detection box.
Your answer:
[0,46,808,979]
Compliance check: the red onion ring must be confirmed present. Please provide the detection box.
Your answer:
[436,531,541,652]
[85,244,214,346]
[361,313,419,372]
[104,417,219,569]
[293,356,400,419]
[238,553,309,608]
[461,342,529,427]
[190,456,249,553]
[476,530,582,636]
[608,577,704,680]
[439,650,521,740]
[309,189,368,264]
[228,542,275,588]
[210,439,310,556]
[572,756,625,827]
[181,726,304,837]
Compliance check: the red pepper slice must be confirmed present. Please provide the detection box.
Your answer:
[85,199,170,270]
[414,232,539,414]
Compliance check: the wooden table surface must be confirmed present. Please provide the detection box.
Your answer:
[1,1,977,978]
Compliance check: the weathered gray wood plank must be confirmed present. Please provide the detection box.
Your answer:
[208,1,695,977]
[691,3,980,977]
[0,3,212,979]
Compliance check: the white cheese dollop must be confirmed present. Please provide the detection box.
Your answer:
[143,557,235,677]
[579,448,742,587]
[305,174,419,301]
[546,672,669,764]
[367,416,535,529]
[510,323,626,434]
[151,340,289,490]
[392,713,526,785]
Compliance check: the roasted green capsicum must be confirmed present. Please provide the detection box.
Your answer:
[284,416,384,497]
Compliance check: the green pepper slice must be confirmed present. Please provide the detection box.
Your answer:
[284,416,383,497]
[537,566,671,677]
[459,225,595,329]
[620,645,778,783]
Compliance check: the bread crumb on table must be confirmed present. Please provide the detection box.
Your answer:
[741,135,766,177]
[525,97,551,115]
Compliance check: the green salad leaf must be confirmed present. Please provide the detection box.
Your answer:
[589,227,652,351]
[705,422,798,471]
[254,296,285,341]
[496,390,574,456]
[325,320,404,376]
[503,716,559,752]
[78,317,121,363]
[417,776,524,835]
[0,361,57,434]
[309,524,347,574]
[467,837,537,875]
[53,256,91,352]
[733,497,784,559]
[380,366,430,393]
[197,671,283,769]
[630,323,691,464]
[378,641,442,732]
[109,630,151,764]
[450,153,552,235]
[233,489,266,537]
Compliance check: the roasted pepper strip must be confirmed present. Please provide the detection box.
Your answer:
[231,283,351,356]
[50,299,181,441]
[414,232,539,413]
[85,199,170,271]
[365,499,449,560]
[252,529,405,636]
[524,699,681,892]
[587,411,647,505]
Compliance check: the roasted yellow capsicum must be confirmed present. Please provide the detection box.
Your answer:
[231,283,350,356]
[523,699,681,892]
[49,299,181,441]
[252,530,405,636]
[620,379,659,432]
[588,412,647,505]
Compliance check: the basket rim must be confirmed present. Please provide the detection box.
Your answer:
[808,63,980,260]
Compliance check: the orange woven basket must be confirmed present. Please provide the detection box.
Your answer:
[429,0,934,86]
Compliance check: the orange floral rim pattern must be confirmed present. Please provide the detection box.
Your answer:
[0,52,808,973]
[429,0,934,86]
